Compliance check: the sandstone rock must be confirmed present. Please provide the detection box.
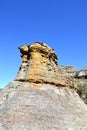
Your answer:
[15,42,74,88]
[75,67,87,79]
[0,42,87,130]
[60,66,87,104]
[76,79,87,104]
[19,45,28,54]
[64,66,77,77]
[0,81,87,130]
[71,67,87,104]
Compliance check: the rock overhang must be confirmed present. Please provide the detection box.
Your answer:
[0,42,87,130]
[15,42,74,88]
[19,42,58,64]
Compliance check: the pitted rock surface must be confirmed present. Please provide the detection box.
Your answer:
[15,42,73,87]
[0,42,87,130]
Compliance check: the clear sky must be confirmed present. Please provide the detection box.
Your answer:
[0,0,87,88]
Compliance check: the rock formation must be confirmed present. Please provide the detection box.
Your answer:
[74,67,87,104]
[0,42,87,130]
[59,65,87,104]
[63,66,77,77]
[75,67,87,79]
[15,42,73,87]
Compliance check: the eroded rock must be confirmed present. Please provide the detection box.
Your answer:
[15,42,74,87]
[75,67,87,79]
[0,42,87,130]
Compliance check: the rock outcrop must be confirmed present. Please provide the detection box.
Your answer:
[59,66,87,104]
[0,42,87,130]
[76,79,87,104]
[64,66,77,77]
[15,42,73,87]
[74,67,87,104]
[75,67,87,79]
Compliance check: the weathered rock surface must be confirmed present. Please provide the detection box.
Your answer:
[15,42,74,87]
[0,42,87,130]
[60,66,87,104]
[73,67,87,104]
[58,66,78,77]
[0,81,87,130]
[76,79,87,104]
[64,66,77,77]
[75,67,87,79]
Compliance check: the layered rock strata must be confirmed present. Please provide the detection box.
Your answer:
[0,42,87,130]
[15,42,73,87]
[58,66,87,104]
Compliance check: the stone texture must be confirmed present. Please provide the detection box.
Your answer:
[15,42,74,88]
[63,66,77,77]
[0,81,87,130]
[60,66,87,104]
[75,67,87,79]
[74,67,87,104]
[76,79,87,104]
[0,42,87,130]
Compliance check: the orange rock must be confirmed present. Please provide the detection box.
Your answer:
[15,42,74,87]
[22,55,28,63]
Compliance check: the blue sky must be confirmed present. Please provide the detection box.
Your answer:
[0,0,87,88]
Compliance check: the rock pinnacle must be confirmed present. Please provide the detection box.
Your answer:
[15,42,73,87]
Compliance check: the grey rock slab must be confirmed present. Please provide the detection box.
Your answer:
[0,82,87,130]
